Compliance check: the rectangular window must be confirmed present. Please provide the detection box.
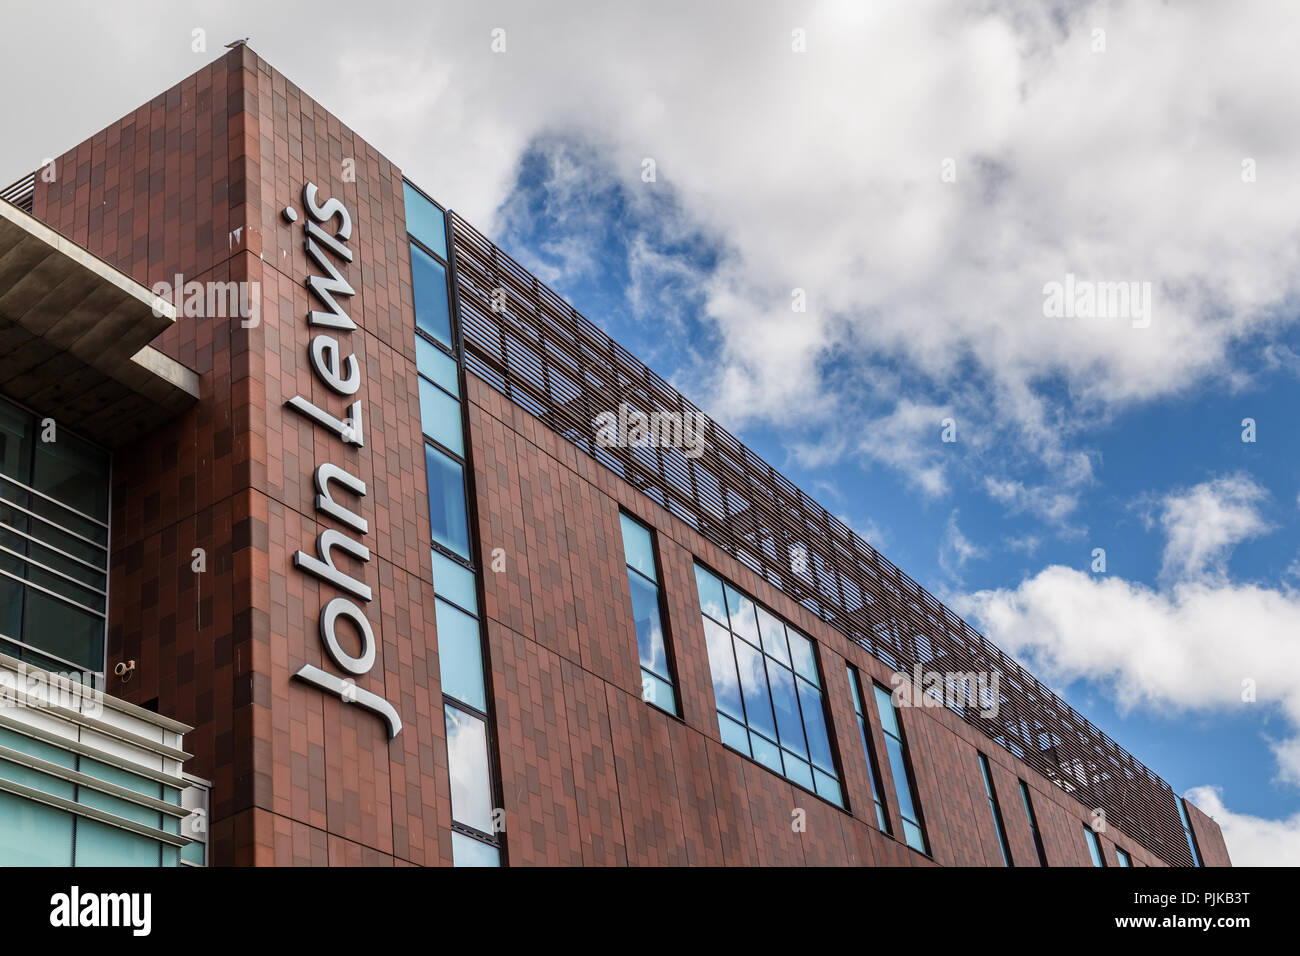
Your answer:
[1019,780,1050,867]
[978,752,1013,866]
[1084,825,1106,867]
[1177,796,1203,866]
[618,513,677,715]
[847,665,890,833]
[424,444,470,559]
[872,684,928,854]
[694,563,843,807]
[0,395,109,675]
[411,243,452,347]
[404,181,448,260]
[408,184,501,867]
[1116,848,1132,867]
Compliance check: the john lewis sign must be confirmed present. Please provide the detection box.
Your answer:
[283,183,402,738]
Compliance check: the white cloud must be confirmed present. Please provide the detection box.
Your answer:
[939,510,985,581]
[1185,786,1300,867]
[985,476,1081,529]
[9,1,1300,494]
[1159,474,1271,581]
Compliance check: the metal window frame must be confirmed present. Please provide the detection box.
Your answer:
[696,561,847,810]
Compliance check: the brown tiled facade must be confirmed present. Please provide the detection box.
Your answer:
[19,46,1230,867]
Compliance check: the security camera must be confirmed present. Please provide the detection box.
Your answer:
[113,660,137,681]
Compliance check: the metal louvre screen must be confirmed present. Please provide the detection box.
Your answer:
[448,212,1193,866]
[0,173,35,213]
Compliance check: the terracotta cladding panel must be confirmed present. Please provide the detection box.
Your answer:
[1186,800,1233,867]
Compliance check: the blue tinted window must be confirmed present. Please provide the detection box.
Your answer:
[618,514,677,714]
[755,606,790,665]
[628,570,670,681]
[452,831,500,867]
[619,513,657,582]
[787,629,819,684]
[1116,848,1132,867]
[694,564,727,624]
[978,752,1013,866]
[704,616,744,721]
[696,564,842,805]
[734,640,777,742]
[798,678,835,774]
[1084,826,1105,867]
[432,550,477,614]
[874,683,928,854]
[419,376,463,455]
[417,336,459,395]
[445,704,494,834]
[404,181,448,260]
[848,666,890,832]
[436,598,486,711]
[766,661,807,758]
[1177,797,1203,866]
[412,243,452,347]
[425,444,469,558]
[724,584,761,646]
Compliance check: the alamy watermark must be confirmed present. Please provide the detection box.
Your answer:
[0,665,104,718]
[594,402,706,459]
[1042,273,1152,329]
[890,664,1000,718]
[150,274,260,327]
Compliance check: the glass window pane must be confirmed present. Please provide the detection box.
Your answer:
[786,629,818,683]
[404,182,448,260]
[31,429,109,524]
[798,678,835,773]
[444,704,494,833]
[75,819,160,866]
[873,685,902,738]
[718,713,750,754]
[628,570,670,681]
[432,550,477,614]
[452,831,500,867]
[703,617,744,721]
[619,514,656,582]
[0,791,73,864]
[847,665,864,714]
[782,752,814,791]
[641,670,676,713]
[903,820,927,854]
[416,336,459,395]
[21,590,102,672]
[724,584,761,646]
[425,444,469,559]
[755,606,790,665]
[734,640,777,741]
[766,660,807,758]
[1085,827,1104,867]
[814,768,843,807]
[0,399,32,484]
[418,377,463,455]
[885,737,919,822]
[750,732,782,773]
[436,598,485,711]
[694,564,727,624]
[412,243,452,347]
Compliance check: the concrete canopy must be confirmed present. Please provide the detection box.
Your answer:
[0,199,199,447]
